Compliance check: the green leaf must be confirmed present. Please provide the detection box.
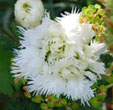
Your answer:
[32,97,41,103]
[0,48,14,97]
[106,76,113,83]
[72,103,79,110]
[51,95,59,102]
[47,102,54,108]
[60,99,67,105]
[90,97,102,108]
[95,4,101,9]
[54,102,62,107]
[32,96,44,103]
[82,7,87,12]
[96,93,106,100]
[41,103,48,110]
[97,9,105,16]
[24,92,31,99]
[99,85,107,92]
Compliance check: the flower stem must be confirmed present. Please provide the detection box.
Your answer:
[106,83,113,89]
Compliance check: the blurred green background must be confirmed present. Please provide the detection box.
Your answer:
[0,0,113,110]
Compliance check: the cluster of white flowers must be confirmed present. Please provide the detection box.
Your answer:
[12,2,106,105]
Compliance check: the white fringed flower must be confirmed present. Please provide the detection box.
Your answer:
[57,11,95,44]
[12,11,106,105]
[14,0,44,28]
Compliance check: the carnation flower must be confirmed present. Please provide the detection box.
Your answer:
[14,0,44,28]
[12,12,106,105]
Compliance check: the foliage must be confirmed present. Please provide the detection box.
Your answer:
[80,4,105,42]
[6,97,40,110]
[98,0,113,52]
[0,48,14,97]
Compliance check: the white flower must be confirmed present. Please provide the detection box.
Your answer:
[56,11,95,44]
[14,0,44,28]
[28,74,66,97]
[64,79,94,105]
[12,12,106,105]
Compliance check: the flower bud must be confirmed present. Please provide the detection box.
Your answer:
[14,0,44,28]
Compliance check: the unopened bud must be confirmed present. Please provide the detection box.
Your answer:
[14,0,44,28]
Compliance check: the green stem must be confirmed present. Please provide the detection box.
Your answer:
[106,83,113,89]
